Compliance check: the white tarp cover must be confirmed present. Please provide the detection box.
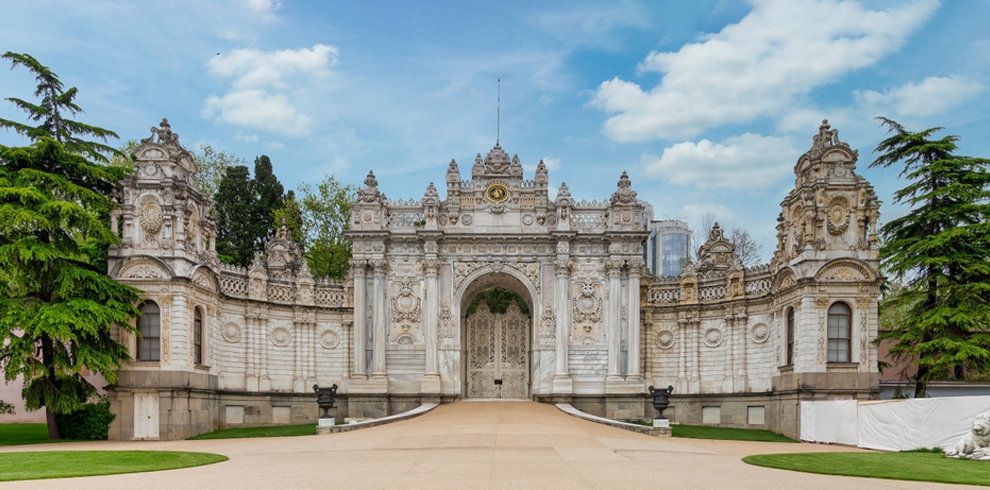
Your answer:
[857,396,990,451]
[800,400,858,445]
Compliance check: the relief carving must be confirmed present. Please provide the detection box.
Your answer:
[572,280,602,323]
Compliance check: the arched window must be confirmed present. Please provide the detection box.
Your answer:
[194,307,203,365]
[786,307,795,365]
[827,302,852,363]
[138,301,160,361]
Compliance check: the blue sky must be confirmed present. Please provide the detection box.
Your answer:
[2,0,988,261]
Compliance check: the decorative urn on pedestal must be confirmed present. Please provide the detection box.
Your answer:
[648,385,673,428]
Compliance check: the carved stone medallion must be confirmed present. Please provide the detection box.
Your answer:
[656,330,675,349]
[320,330,340,349]
[222,323,241,343]
[139,196,163,234]
[751,324,770,344]
[270,327,291,347]
[703,327,723,348]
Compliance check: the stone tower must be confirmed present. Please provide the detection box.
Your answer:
[768,120,882,435]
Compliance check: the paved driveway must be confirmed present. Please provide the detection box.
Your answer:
[0,401,975,489]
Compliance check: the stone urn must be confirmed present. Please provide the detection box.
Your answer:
[314,384,338,419]
[648,385,673,419]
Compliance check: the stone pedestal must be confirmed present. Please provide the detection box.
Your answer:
[316,417,336,435]
[653,418,670,428]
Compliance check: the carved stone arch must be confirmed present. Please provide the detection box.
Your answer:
[135,146,168,162]
[189,265,219,293]
[114,256,174,280]
[454,264,539,316]
[771,267,797,292]
[821,146,857,163]
[794,155,812,177]
[815,259,875,283]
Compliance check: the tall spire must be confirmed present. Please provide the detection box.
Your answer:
[496,78,501,145]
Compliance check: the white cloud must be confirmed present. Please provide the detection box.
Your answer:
[244,0,281,18]
[642,133,797,189]
[204,44,338,135]
[855,75,983,117]
[208,44,338,90]
[592,0,939,142]
[530,1,650,49]
[203,89,312,135]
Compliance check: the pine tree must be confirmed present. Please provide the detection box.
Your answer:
[872,117,990,397]
[251,155,284,249]
[214,165,256,266]
[0,52,139,438]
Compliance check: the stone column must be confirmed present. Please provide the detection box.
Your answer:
[625,259,642,381]
[371,259,387,377]
[606,259,624,380]
[552,258,573,392]
[422,259,441,393]
[351,261,367,377]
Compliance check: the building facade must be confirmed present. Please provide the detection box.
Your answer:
[105,119,881,440]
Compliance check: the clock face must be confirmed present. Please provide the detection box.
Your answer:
[486,183,509,203]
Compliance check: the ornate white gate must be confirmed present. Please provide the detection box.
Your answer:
[466,302,529,398]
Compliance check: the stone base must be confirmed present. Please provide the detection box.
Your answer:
[552,374,573,394]
[316,417,336,434]
[420,374,441,394]
[653,418,670,428]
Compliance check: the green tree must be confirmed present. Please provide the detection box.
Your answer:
[466,288,531,318]
[0,52,139,438]
[871,117,990,398]
[214,165,255,266]
[251,155,284,248]
[273,190,304,243]
[298,175,356,279]
[193,143,243,203]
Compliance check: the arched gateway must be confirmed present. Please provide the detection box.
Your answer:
[346,143,650,403]
[459,270,537,398]
[107,119,882,440]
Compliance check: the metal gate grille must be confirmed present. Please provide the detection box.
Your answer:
[466,302,529,398]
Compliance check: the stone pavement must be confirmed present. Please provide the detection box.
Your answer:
[0,401,976,489]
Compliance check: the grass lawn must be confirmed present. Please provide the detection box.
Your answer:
[672,424,796,442]
[189,423,315,440]
[0,423,66,446]
[0,451,227,481]
[744,452,990,486]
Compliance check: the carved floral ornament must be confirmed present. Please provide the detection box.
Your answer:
[138,195,163,235]
[751,324,770,344]
[817,262,870,282]
[703,327,724,348]
[827,197,851,235]
[119,259,169,279]
[222,323,241,343]
[320,329,340,349]
[656,330,675,349]
[270,327,291,347]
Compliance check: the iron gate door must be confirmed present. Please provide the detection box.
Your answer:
[466,302,529,398]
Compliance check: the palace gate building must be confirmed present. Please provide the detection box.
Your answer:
[106,119,881,440]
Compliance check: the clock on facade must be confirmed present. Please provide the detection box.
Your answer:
[486,183,509,203]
